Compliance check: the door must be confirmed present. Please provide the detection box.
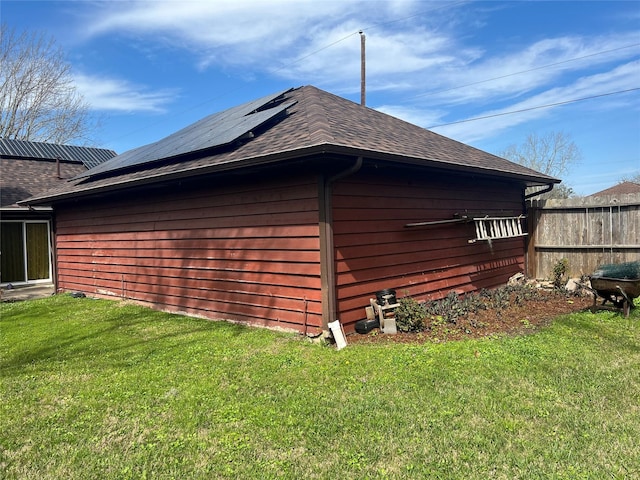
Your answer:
[0,221,51,284]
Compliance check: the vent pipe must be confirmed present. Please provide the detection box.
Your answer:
[359,30,366,106]
[56,156,62,179]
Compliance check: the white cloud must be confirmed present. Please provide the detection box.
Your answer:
[74,73,179,113]
[430,60,640,143]
[78,2,640,101]
[409,33,640,106]
[375,104,444,128]
[81,0,456,85]
[72,0,639,138]
[83,0,367,64]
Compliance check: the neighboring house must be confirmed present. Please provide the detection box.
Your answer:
[589,181,640,197]
[23,86,558,334]
[1,139,116,286]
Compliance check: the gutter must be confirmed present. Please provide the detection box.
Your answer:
[319,156,363,333]
[20,143,559,207]
[0,206,53,212]
[525,183,555,200]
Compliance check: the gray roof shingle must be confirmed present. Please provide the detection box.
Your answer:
[589,181,640,196]
[1,139,117,206]
[0,158,88,206]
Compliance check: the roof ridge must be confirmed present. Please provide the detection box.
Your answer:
[299,86,336,144]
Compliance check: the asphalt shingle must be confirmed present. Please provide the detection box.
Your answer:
[22,85,558,205]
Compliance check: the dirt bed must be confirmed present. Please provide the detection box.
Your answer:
[347,290,596,344]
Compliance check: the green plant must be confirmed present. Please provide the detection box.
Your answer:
[509,283,540,305]
[552,258,570,290]
[395,296,427,332]
[489,286,511,310]
[424,291,464,324]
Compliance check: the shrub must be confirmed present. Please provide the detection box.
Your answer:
[552,258,569,290]
[395,296,427,332]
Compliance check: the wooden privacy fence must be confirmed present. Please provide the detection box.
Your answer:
[526,193,640,279]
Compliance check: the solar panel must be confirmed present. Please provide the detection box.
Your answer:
[77,88,295,179]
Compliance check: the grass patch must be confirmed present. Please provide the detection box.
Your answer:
[1,294,639,479]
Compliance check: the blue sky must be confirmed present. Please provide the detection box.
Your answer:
[3,0,639,195]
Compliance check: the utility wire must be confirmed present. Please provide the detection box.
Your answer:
[413,43,640,100]
[428,87,640,128]
[272,0,468,72]
[109,1,636,144]
[110,1,467,143]
[271,32,359,73]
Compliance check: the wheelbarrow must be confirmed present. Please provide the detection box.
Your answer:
[587,261,640,318]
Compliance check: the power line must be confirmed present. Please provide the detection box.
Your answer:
[108,1,637,146]
[428,87,640,128]
[412,43,640,100]
[275,0,468,72]
[271,32,359,73]
[110,1,468,144]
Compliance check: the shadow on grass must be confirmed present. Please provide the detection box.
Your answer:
[555,307,640,354]
[0,297,254,375]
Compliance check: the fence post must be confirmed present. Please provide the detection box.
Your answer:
[525,199,539,279]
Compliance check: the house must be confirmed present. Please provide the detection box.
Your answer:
[1,138,116,286]
[22,86,558,334]
[589,181,640,197]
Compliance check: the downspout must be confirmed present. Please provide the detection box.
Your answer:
[328,156,364,185]
[319,156,363,333]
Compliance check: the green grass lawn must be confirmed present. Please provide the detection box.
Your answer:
[1,294,639,479]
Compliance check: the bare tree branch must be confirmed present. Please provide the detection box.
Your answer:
[0,24,95,144]
[499,131,582,199]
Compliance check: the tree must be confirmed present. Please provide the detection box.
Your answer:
[0,24,94,144]
[619,172,640,184]
[499,131,582,199]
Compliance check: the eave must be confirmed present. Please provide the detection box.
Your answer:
[19,142,559,207]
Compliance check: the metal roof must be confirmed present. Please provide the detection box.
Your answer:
[78,88,295,179]
[0,138,117,169]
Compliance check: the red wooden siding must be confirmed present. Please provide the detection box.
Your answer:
[332,170,526,330]
[55,175,323,333]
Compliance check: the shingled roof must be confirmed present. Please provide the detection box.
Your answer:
[589,181,640,197]
[23,85,558,205]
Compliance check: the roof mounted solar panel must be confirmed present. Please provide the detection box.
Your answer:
[77,88,295,179]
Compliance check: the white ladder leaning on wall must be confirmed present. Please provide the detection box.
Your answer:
[469,215,527,243]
